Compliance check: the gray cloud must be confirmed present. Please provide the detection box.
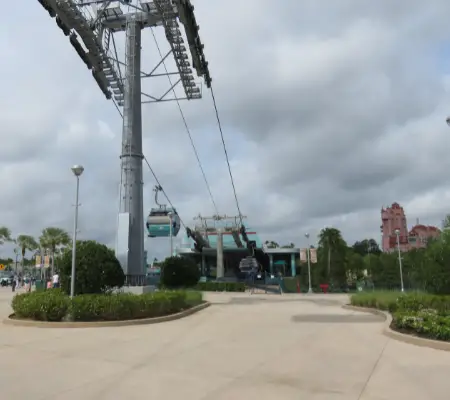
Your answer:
[1,1,450,260]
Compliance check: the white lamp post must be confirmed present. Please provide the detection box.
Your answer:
[70,165,84,298]
[305,233,313,294]
[394,229,405,292]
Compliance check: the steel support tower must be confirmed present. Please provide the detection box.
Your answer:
[35,0,211,281]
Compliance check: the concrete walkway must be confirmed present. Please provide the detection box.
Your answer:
[0,289,449,399]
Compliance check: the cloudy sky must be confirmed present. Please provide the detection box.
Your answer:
[1,0,450,260]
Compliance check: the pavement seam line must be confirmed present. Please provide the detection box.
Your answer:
[356,338,390,400]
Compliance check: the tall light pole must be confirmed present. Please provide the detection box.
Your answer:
[394,229,405,292]
[305,233,313,294]
[168,212,174,257]
[13,248,19,273]
[70,165,84,298]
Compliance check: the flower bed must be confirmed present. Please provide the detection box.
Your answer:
[11,289,203,322]
[350,291,450,342]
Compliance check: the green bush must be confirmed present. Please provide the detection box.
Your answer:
[161,256,200,288]
[70,290,203,321]
[195,281,246,292]
[12,290,70,322]
[350,291,450,342]
[59,240,125,295]
[350,291,402,312]
[393,310,450,341]
[11,290,203,322]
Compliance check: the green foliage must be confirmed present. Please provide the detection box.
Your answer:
[0,226,12,245]
[350,291,450,341]
[350,291,403,312]
[16,235,38,257]
[352,239,381,256]
[161,256,200,288]
[39,227,70,252]
[59,240,125,294]
[195,281,246,292]
[393,310,450,341]
[12,290,203,322]
[12,290,70,321]
[296,226,450,295]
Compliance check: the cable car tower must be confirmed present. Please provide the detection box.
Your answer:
[35,0,212,279]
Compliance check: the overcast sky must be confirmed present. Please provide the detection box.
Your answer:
[1,1,450,260]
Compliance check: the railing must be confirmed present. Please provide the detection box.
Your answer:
[124,274,147,287]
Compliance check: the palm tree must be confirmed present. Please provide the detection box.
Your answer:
[0,226,12,245]
[16,235,38,273]
[39,227,70,275]
[318,227,345,279]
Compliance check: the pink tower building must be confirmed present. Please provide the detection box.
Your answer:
[381,202,441,252]
[381,203,409,252]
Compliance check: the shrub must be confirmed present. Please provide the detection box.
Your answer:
[350,291,401,312]
[161,256,200,288]
[350,291,450,342]
[195,281,246,292]
[393,310,450,341]
[59,240,125,295]
[70,290,203,321]
[11,290,203,322]
[12,290,70,322]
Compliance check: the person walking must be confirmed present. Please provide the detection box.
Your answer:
[52,273,60,289]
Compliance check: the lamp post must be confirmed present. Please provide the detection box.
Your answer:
[394,229,405,292]
[13,248,19,273]
[168,212,174,257]
[70,165,84,298]
[305,233,313,294]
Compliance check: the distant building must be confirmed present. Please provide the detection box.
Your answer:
[381,202,440,252]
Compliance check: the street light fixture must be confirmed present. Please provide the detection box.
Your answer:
[13,248,19,273]
[446,116,450,126]
[305,233,313,294]
[70,165,84,298]
[394,229,405,292]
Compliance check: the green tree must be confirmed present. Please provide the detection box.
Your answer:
[318,227,348,285]
[161,256,200,288]
[39,227,70,275]
[0,227,12,245]
[347,251,365,281]
[16,235,38,272]
[352,239,381,256]
[59,240,125,295]
[264,240,279,248]
[281,243,295,248]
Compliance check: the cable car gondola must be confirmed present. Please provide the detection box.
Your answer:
[146,185,181,238]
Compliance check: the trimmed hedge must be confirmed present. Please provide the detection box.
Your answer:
[350,291,401,312]
[11,290,203,322]
[350,291,450,342]
[195,281,246,292]
[12,289,70,322]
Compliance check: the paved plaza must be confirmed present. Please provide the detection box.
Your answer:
[0,289,449,399]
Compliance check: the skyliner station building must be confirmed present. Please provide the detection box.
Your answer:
[175,215,300,279]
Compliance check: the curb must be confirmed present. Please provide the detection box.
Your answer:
[3,302,211,329]
[342,305,450,352]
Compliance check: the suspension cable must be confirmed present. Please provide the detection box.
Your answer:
[143,156,187,229]
[209,85,244,227]
[149,28,220,216]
